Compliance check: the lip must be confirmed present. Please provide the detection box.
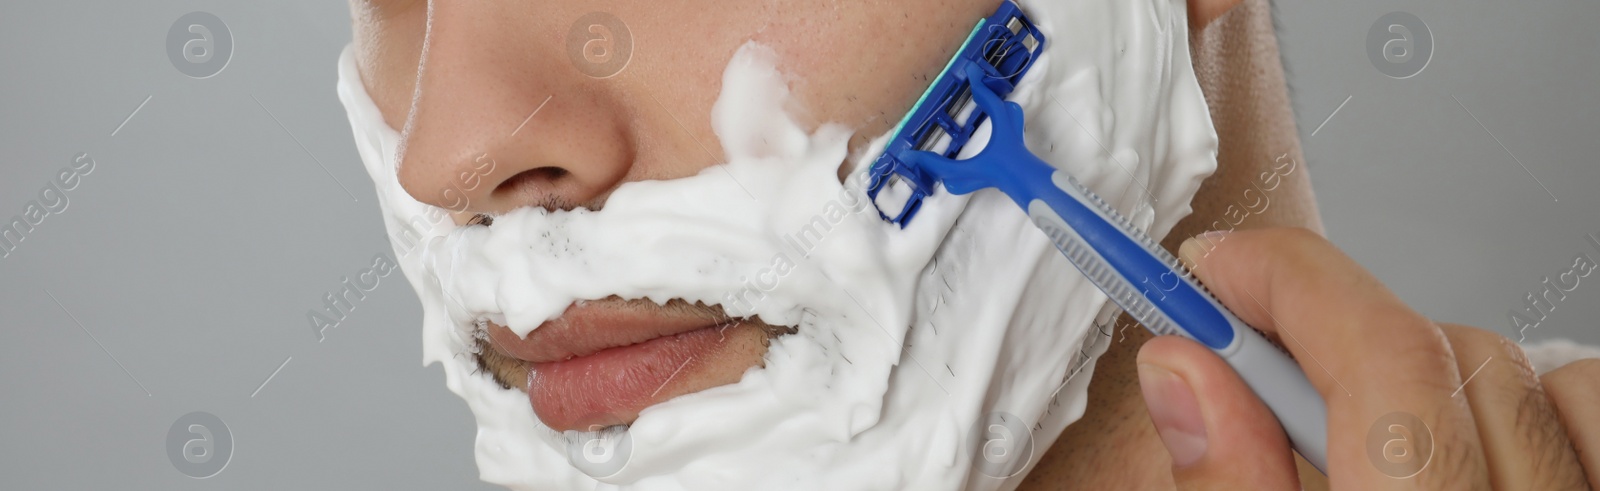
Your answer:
[487,301,720,364]
[484,300,751,431]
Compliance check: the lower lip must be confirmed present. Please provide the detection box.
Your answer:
[525,325,726,432]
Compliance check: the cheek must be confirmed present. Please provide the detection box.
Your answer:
[709,0,1002,145]
[755,1,992,140]
[353,3,426,132]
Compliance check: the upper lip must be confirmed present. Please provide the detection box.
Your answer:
[486,299,726,364]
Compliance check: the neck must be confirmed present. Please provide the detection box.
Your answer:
[1024,327,1176,489]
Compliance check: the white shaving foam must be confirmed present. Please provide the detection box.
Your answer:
[335,0,1216,489]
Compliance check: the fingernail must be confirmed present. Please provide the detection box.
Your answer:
[1178,230,1231,268]
[1138,363,1208,468]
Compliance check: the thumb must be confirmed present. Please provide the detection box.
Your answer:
[1138,335,1302,490]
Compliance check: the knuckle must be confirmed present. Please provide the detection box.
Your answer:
[1362,303,1442,343]
[1441,325,1549,406]
[1419,330,1469,382]
[1560,357,1600,376]
[1538,359,1600,443]
[1543,358,1600,390]
[1444,324,1533,369]
[1370,321,1461,390]
[1524,359,1599,489]
[1442,323,1506,346]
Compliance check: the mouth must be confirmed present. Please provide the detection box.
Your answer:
[474,298,793,432]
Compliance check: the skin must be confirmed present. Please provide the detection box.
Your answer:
[347,0,1599,488]
[1133,228,1600,490]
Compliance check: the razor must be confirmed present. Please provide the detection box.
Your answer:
[866,0,1329,471]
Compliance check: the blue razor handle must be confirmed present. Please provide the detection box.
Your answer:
[896,61,1330,472]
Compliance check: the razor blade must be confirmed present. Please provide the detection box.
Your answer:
[864,2,1045,228]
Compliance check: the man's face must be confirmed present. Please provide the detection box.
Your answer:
[350,0,1008,433]
[343,0,1239,488]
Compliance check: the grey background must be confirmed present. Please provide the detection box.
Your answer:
[1,0,1594,489]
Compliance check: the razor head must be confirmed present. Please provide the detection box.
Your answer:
[865,0,1045,228]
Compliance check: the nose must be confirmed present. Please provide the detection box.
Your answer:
[395,1,634,215]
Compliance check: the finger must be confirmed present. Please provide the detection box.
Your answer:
[1295,453,1331,491]
[1438,324,1588,490]
[1138,335,1301,490]
[1541,358,1600,489]
[1178,228,1489,488]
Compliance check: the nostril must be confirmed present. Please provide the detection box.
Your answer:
[496,166,569,193]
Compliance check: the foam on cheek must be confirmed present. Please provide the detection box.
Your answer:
[352,43,962,489]
[335,0,1217,489]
